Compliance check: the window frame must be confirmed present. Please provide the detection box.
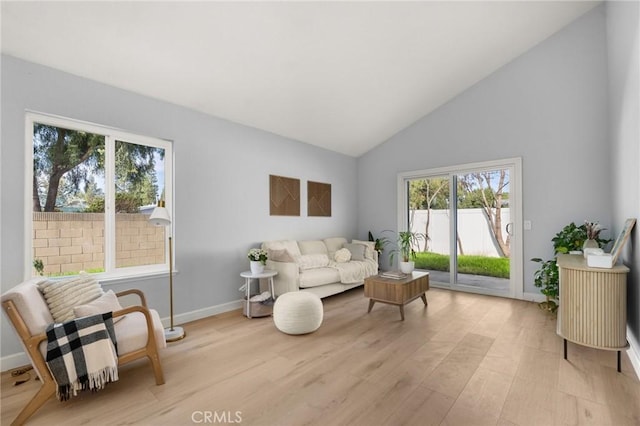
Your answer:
[24,111,174,282]
[396,157,523,300]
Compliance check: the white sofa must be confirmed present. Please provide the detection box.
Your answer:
[261,237,378,298]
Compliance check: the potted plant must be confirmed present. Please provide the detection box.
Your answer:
[368,231,390,254]
[389,231,425,274]
[33,259,44,276]
[532,221,610,312]
[368,231,390,269]
[531,257,559,312]
[583,220,604,251]
[247,248,268,275]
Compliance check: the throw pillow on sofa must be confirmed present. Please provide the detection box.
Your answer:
[296,254,330,271]
[334,248,351,263]
[261,240,302,258]
[343,243,366,261]
[352,239,376,260]
[268,248,296,262]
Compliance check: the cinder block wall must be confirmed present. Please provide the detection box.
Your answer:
[32,212,165,275]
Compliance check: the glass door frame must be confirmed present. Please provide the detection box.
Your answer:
[397,157,524,299]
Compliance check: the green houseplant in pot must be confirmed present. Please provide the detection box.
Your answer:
[368,231,390,255]
[531,258,559,312]
[389,231,426,274]
[368,231,390,269]
[532,221,610,312]
[33,259,44,276]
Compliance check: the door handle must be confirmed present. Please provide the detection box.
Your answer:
[506,222,513,236]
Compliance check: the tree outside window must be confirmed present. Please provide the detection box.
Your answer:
[29,115,172,278]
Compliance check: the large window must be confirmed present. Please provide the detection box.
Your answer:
[26,112,173,280]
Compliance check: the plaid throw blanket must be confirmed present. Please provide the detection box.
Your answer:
[45,312,119,401]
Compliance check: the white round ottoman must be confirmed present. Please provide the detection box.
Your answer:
[273,292,323,335]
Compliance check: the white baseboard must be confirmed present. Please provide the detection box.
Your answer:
[522,292,547,303]
[161,299,243,329]
[1,299,244,373]
[627,326,640,380]
[1,352,32,373]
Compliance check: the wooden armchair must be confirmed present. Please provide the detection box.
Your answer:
[1,278,166,426]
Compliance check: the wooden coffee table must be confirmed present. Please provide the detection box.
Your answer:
[364,271,429,320]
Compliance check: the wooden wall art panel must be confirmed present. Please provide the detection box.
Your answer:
[308,181,331,217]
[269,175,300,216]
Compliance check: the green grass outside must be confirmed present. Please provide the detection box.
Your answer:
[413,252,510,279]
[45,268,105,277]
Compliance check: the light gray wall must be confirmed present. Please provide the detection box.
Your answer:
[357,6,611,295]
[1,55,358,358]
[606,0,640,357]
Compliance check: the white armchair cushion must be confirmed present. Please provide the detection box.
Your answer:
[73,290,125,323]
[114,309,166,354]
[0,278,53,336]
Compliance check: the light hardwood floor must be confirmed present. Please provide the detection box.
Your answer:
[2,287,639,425]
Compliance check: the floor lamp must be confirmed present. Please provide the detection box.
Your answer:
[149,200,185,342]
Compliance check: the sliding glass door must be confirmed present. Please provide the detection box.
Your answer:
[400,159,522,298]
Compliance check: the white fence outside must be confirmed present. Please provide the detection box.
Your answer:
[409,208,511,258]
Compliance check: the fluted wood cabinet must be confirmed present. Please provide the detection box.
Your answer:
[556,254,629,371]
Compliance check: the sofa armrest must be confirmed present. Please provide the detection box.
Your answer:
[266,260,299,296]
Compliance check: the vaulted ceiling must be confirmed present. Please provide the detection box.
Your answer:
[1,1,599,156]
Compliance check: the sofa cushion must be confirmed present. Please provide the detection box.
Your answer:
[262,240,302,257]
[343,243,366,261]
[334,248,351,263]
[298,240,328,256]
[352,239,376,260]
[323,237,348,258]
[38,274,104,323]
[296,254,330,270]
[268,248,296,262]
[299,267,341,288]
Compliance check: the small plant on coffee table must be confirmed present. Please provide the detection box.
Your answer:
[389,231,425,266]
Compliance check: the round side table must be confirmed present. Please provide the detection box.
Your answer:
[240,270,277,318]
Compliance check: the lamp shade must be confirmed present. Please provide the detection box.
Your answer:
[149,205,171,227]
